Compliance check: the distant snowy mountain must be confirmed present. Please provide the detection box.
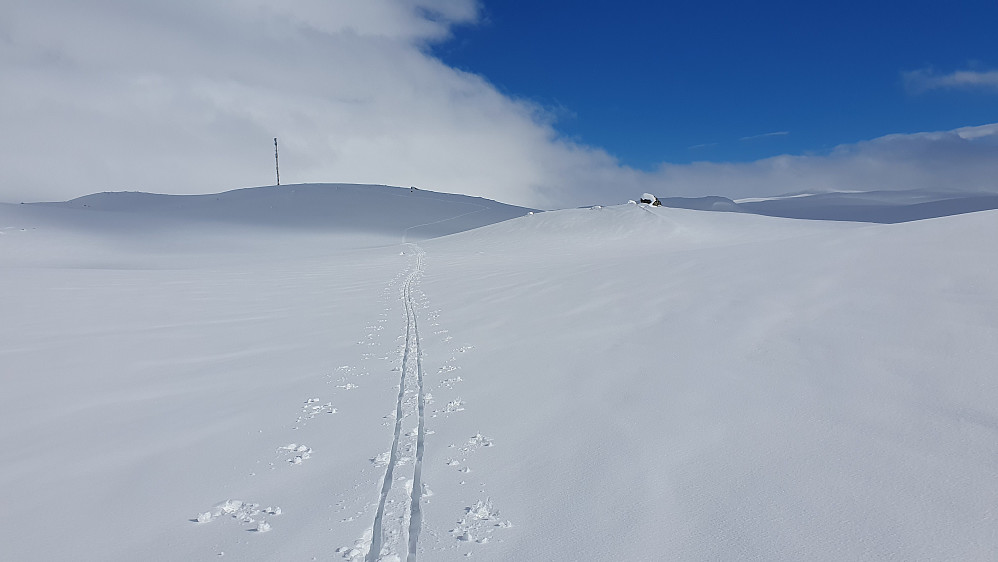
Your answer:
[2,185,997,561]
[659,188,998,223]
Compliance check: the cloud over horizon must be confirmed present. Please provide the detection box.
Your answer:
[1,2,997,209]
[647,124,998,201]
[1,0,625,207]
[903,68,998,93]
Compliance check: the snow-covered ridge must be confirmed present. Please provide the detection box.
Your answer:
[28,183,535,239]
[666,188,998,223]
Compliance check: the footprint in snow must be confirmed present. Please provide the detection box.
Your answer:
[279,443,312,465]
[371,451,391,467]
[460,433,493,453]
[441,399,465,414]
[439,376,463,390]
[449,498,511,545]
[192,500,281,530]
[295,399,336,426]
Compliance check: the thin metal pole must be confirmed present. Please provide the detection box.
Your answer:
[274,137,280,186]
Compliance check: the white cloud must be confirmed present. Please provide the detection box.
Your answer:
[0,0,627,208]
[739,131,789,141]
[1,2,997,210]
[647,124,998,200]
[903,68,998,93]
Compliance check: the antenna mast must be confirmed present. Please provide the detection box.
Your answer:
[274,137,280,186]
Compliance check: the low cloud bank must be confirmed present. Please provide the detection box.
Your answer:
[644,124,998,203]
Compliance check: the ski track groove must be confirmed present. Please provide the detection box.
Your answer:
[367,243,427,562]
[405,246,426,562]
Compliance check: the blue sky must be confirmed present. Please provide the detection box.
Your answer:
[433,0,998,169]
[2,0,997,207]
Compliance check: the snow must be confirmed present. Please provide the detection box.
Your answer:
[1,183,997,560]
[679,189,998,223]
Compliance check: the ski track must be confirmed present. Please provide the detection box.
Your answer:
[186,204,507,558]
[367,243,427,562]
[188,236,508,560]
[405,246,427,562]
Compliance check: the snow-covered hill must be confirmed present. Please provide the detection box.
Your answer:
[30,183,534,237]
[1,185,996,560]
[660,188,998,223]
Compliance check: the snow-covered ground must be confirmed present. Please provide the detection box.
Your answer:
[2,184,997,560]
[666,189,998,223]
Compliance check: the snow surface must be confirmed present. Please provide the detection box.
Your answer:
[668,189,998,223]
[2,184,997,560]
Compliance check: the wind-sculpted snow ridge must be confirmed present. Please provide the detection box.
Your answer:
[27,183,535,239]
